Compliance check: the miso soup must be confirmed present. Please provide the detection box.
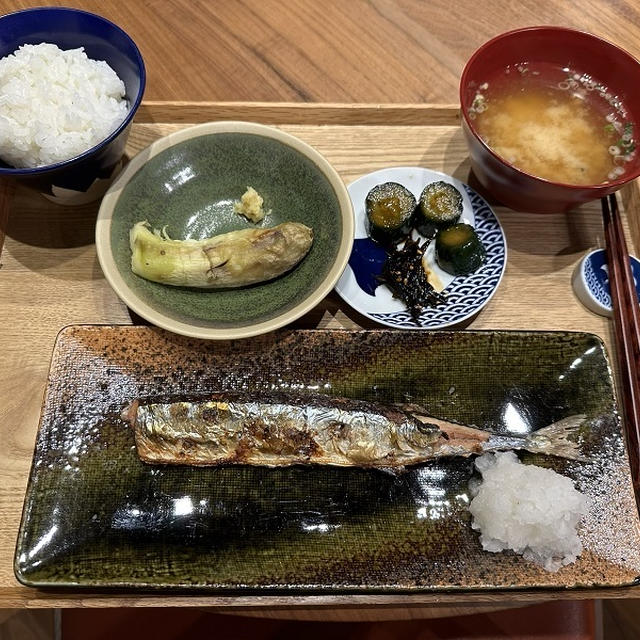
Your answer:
[469,62,636,185]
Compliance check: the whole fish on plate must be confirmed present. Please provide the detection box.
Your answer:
[123,392,585,468]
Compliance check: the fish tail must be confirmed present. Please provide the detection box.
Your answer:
[523,414,587,460]
[403,403,587,461]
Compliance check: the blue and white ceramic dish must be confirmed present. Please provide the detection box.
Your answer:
[572,248,640,317]
[335,167,507,329]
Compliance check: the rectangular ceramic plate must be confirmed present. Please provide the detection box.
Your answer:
[15,326,640,591]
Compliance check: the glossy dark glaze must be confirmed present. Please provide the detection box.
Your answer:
[459,27,640,213]
[14,327,640,590]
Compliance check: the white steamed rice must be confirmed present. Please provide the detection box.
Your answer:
[0,43,129,168]
[469,451,588,572]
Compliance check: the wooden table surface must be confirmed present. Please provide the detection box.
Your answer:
[2,0,640,618]
[3,0,640,104]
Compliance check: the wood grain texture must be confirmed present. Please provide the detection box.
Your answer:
[59,602,594,633]
[0,0,639,618]
[0,104,639,609]
[604,599,640,640]
[0,610,56,639]
[138,102,461,125]
[3,0,640,103]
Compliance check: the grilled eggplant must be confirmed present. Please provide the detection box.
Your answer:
[130,220,313,288]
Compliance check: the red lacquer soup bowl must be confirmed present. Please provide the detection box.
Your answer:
[460,26,640,213]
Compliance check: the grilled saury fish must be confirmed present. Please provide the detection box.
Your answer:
[124,392,585,468]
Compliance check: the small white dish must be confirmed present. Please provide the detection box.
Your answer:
[334,166,507,329]
[572,248,640,317]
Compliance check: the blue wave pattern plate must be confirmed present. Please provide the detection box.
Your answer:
[335,167,506,329]
[582,249,640,310]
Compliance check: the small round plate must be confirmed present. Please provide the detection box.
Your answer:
[335,167,507,329]
[572,248,640,317]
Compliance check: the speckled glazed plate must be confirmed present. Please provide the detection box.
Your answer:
[96,122,354,340]
[335,167,506,329]
[15,326,640,591]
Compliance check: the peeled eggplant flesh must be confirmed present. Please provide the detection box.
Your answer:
[130,220,313,288]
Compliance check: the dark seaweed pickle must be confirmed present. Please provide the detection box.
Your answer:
[414,181,463,238]
[365,182,415,245]
[435,223,486,275]
[377,237,446,322]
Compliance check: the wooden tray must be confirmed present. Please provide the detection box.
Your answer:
[1,102,640,610]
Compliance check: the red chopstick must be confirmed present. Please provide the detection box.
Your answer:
[601,193,640,509]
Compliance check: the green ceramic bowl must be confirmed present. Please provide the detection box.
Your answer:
[96,122,354,339]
